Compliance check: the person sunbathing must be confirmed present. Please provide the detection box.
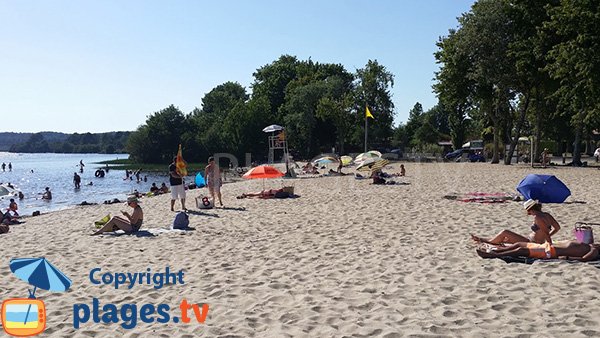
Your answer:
[237,188,290,199]
[471,199,560,245]
[477,240,600,262]
[92,196,143,235]
[371,170,387,184]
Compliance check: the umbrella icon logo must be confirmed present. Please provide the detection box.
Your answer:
[2,257,72,337]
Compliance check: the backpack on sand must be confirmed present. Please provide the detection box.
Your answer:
[172,212,190,230]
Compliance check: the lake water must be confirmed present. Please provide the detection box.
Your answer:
[0,153,183,216]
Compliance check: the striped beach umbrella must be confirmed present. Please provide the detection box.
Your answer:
[354,151,381,163]
[313,156,338,164]
[356,157,390,172]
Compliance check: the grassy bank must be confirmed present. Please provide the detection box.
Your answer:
[95,159,207,172]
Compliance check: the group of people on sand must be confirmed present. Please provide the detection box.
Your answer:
[149,182,169,195]
[88,156,409,236]
[472,199,599,261]
[92,155,226,236]
[370,164,406,185]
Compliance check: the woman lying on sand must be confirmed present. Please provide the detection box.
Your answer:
[92,196,143,235]
[477,241,599,262]
[471,199,560,245]
[237,188,291,199]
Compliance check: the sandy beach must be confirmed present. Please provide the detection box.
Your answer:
[1,162,599,337]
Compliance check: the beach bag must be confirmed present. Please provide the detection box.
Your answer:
[195,195,213,209]
[172,212,190,229]
[573,222,597,244]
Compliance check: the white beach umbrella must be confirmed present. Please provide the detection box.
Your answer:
[262,124,284,133]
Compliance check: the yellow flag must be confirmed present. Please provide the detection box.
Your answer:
[176,144,188,176]
[366,106,374,119]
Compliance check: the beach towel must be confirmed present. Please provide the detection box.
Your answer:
[476,243,600,266]
[444,192,519,203]
[94,214,111,228]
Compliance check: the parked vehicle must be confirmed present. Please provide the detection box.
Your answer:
[468,153,486,162]
[444,148,464,160]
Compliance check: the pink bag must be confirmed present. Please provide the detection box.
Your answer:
[574,222,596,244]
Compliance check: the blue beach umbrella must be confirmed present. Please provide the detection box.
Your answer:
[516,174,571,203]
[10,257,72,325]
[10,258,72,296]
[195,172,206,188]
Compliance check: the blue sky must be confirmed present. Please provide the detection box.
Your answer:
[0,0,474,133]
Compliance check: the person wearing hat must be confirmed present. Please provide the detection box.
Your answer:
[471,199,561,245]
[92,196,143,235]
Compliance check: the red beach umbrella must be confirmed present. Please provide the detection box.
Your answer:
[242,165,285,179]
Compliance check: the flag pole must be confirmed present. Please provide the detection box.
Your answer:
[364,107,368,153]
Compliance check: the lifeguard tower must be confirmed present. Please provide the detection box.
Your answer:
[263,124,289,163]
[263,124,290,172]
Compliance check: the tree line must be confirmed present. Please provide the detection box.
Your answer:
[127,57,397,164]
[9,132,130,154]
[125,0,599,165]
[433,0,600,164]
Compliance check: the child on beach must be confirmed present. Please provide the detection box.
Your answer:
[8,198,19,217]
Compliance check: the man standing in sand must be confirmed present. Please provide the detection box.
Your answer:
[205,156,223,207]
[169,157,186,211]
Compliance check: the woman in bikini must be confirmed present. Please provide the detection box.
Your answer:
[471,199,561,245]
[477,241,599,262]
[237,188,289,199]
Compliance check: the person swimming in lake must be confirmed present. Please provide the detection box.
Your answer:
[42,187,52,200]
[471,199,560,245]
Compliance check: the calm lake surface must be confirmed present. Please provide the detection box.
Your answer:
[0,153,186,215]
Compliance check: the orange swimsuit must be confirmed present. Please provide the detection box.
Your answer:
[526,242,556,259]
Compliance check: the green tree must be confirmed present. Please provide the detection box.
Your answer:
[127,105,187,163]
[354,60,395,151]
[403,103,424,148]
[545,0,600,164]
[434,27,475,150]
[252,55,300,123]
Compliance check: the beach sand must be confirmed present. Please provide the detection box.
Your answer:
[1,162,599,337]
